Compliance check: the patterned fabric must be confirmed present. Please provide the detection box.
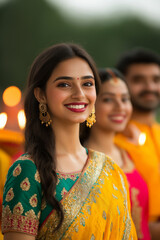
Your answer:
[2,150,137,239]
[37,150,137,239]
[115,121,160,220]
[55,172,81,201]
[2,154,42,236]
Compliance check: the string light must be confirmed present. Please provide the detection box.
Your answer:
[0,112,7,129]
[17,110,26,130]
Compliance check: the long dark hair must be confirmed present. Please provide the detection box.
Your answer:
[24,43,100,229]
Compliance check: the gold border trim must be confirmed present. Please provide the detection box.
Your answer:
[37,149,106,239]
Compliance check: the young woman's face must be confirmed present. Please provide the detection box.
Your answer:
[95,78,132,132]
[44,57,96,125]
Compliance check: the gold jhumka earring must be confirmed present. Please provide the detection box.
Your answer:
[39,103,52,127]
[86,106,96,128]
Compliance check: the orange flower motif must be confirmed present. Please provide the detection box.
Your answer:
[29,194,38,207]
[20,177,30,191]
[13,164,22,177]
[35,171,41,183]
[6,188,14,202]
[13,202,24,215]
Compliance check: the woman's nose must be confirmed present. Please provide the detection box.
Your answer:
[115,100,125,110]
[71,85,85,99]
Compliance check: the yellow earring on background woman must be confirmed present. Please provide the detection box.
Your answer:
[86,106,96,128]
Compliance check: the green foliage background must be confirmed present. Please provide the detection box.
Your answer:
[0,0,160,96]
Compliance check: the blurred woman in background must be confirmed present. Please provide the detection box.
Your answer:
[84,68,151,240]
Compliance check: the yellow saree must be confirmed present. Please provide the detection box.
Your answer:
[2,149,137,239]
[37,150,137,240]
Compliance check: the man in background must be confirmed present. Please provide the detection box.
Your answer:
[114,48,160,239]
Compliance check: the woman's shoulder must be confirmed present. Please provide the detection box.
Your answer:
[88,148,127,184]
[11,153,36,167]
[7,153,38,180]
[88,148,115,166]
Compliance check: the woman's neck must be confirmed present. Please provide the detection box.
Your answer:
[53,121,82,154]
[52,121,87,173]
[86,125,115,156]
[86,125,124,167]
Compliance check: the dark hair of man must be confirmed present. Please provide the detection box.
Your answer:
[116,48,160,75]
[24,43,100,230]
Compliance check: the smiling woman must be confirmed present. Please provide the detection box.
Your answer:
[2,43,137,240]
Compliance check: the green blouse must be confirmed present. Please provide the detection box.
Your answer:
[2,152,87,235]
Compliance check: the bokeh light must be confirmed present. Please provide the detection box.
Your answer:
[0,112,7,129]
[17,109,26,130]
[138,133,146,146]
[2,86,21,107]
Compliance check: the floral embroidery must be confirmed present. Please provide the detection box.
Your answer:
[113,183,118,191]
[35,170,41,183]
[80,217,85,226]
[25,209,36,219]
[110,222,113,232]
[37,150,133,240]
[2,205,11,218]
[87,205,91,215]
[13,163,22,177]
[2,205,39,236]
[57,178,60,185]
[37,211,41,219]
[16,154,34,162]
[20,177,30,191]
[102,210,107,220]
[41,198,47,210]
[29,194,38,207]
[57,172,80,181]
[13,202,24,215]
[73,223,79,233]
[90,234,95,240]
[117,205,120,215]
[61,187,68,198]
[6,188,14,202]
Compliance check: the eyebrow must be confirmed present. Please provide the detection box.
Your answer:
[132,74,160,78]
[54,75,94,82]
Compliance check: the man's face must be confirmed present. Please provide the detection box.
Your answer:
[125,64,160,112]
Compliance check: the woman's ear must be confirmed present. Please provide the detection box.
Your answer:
[34,87,46,103]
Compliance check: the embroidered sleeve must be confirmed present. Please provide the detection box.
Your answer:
[2,158,42,236]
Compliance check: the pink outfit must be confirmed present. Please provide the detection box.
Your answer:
[122,151,151,240]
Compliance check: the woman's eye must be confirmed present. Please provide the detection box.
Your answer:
[57,82,70,87]
[103,98,112,102]
[122,97,130,102]
[83,81,94,87]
